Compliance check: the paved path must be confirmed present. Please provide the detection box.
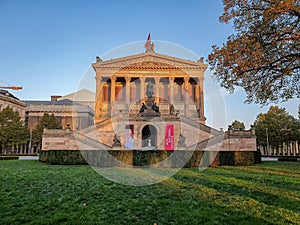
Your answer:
[19,156,39,160]
[261,157,278,162]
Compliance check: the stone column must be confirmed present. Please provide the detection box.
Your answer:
[110,76,116,115]
[188,83,192,97]
[169,77,175,103]
[184,76,189,116]
[199,76,205,123]
[181,83,184,101]
[125,76,131,105]
[95,77,100,118]
[154,77,160,103]
[95,77,105,118]
[195,78,200,117]
[140,77,145,102]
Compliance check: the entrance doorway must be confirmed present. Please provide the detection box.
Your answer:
[142,125,157,147]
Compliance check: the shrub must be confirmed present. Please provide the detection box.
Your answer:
[40,150,260,167]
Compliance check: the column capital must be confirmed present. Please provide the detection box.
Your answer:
[169,77,175,82]
[154,77,160,83]
[125,76,131,83]
[140,77,145,82]
[111,76,117,82]
[184,76,189,84]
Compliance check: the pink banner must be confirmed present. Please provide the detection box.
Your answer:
[165,125,174,150]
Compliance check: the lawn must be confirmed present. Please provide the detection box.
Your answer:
[0,161,299,225]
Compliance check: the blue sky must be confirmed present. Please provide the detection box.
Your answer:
[0,0,298,129]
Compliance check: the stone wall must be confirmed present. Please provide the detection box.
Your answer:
[0,90,25,120]
[26,104,94,131]
[42,129,79,150]
[42,127,256,152]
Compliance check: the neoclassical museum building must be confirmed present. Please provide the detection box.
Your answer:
[42,38,256,156]
[90,40,208,150]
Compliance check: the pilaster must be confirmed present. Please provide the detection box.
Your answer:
[169,77,175,103]
[110,76,116,114]
[95,77,105,119]
[140,77,145,102]
[154,77,160,103]
[199,76,205,123]
[195,78,200,117]
[184,76,189,116]
[125,76,131,105]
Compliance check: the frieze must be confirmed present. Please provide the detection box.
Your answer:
[92,52,207,71]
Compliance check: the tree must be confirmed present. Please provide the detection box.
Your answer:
[0,107,29,153]
[32,113,61,148]
[208,0,300,104]
[254,106,300,148]
[231,120,246,130]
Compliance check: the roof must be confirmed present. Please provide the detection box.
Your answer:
[25,99,74,106]
[0,89,20,100]
[92,52,207,71]
[58,89,95,102]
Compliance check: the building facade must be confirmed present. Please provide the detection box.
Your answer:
[93,51,206,124]
[88,43,211,150]
[25,93,94,132]
[42,41,257,156]
[0,89,25,119]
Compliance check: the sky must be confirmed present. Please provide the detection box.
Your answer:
[0,0,298,129]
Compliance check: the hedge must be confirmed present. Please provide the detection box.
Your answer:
[39,150,261,167]
[278,157,299,162]
[0,156,19,160]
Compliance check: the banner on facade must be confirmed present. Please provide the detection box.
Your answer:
[125,125,134,150]
[165,125,174,150]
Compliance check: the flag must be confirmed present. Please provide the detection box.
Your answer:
[145,33,151,47]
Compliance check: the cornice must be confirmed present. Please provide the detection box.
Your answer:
[0,95,26,107]
[92,52,207,71]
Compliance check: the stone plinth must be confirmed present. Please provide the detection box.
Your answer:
[145,97,155,108]
[140,97,160,117]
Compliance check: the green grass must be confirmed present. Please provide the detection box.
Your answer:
[0,161,299,225]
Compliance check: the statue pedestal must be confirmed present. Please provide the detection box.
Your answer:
[142,109,160,117]
[141,139,156,151]
[112,146,122,150]
[145,97,155,108]
[176,134,187,150]
[139,97,160,117]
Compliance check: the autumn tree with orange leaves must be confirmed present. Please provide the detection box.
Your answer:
[208,0,299,104]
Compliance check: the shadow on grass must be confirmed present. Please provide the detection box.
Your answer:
[173,169,299,213]
[1,161,300,225]
[160,175,300,225]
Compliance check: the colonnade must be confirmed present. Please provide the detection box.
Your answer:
[96,75,205,122]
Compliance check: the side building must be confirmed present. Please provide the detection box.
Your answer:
[25,93,94,132]
[0,89,25,120]
[0,90,27,154]
[0,89,94,155]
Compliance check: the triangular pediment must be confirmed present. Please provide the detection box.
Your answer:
[92,52,207,70]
